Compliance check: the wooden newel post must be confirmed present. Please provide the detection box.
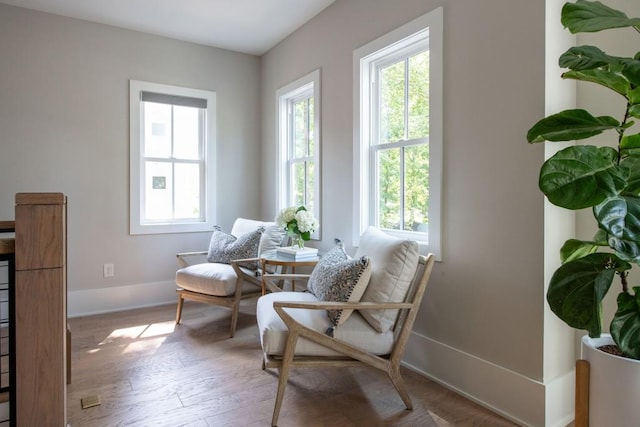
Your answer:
[575,359,590,427]
[14,193,67,426]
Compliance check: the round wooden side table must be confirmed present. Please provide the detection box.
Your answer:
[260,249,320,294]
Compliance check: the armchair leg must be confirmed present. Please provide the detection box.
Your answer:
[229,302,240,338]
[176,294,184,324]
[388,365,413,410]
[272,330,299,426]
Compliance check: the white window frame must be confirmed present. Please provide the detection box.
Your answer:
[129,80,217,235]
[276,69,321,239]
[353,8,443,259]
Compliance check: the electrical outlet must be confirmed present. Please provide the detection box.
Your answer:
[103,263,114,278]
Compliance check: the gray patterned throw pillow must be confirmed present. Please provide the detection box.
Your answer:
[206,226,264,270]
[307,244,371,336]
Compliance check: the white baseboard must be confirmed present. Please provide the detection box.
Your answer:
[403,332,575,427]
[68,280,177,318]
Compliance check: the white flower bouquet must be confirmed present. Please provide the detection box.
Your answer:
[275,205,319,248]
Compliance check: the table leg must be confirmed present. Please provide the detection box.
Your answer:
[292,266,296,291]
[261,259,267,295]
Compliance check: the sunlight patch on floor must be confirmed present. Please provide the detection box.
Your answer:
[99,321,176,347]
[140,321,175,338]
[429,410,452,426]
[100,325,148,344]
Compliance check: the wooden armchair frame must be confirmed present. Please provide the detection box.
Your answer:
[262,253,435,426]
[176,252,263,337]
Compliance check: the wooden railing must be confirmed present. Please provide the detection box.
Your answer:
[0,221,14,425]
[0,193,68,426]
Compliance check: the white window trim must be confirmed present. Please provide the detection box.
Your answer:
[353,8,443,259]
[276,69,321,239]
[129,80,217,235]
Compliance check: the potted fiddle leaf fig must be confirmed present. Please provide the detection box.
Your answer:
[528,0,640,360]
[527,1,640,423]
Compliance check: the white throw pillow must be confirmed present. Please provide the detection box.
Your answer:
[354,227,419,332]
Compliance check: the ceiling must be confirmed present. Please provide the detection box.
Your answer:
[0,0,336,55]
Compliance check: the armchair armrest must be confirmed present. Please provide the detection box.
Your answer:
[231,257,263,279]
[264,273,310,281]
[273,300,412,311]
[230,257,261,265]
[176,251,207,268]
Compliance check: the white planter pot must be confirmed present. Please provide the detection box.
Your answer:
[581,334,640,426]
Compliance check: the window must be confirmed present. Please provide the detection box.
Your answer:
[129,80,216,235]
[354,8,443,259]
[276,69,321,238]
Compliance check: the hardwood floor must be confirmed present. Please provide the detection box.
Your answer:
[67,299,518,427]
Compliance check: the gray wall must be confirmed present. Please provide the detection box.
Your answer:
[0,4,261,310]
[260,0,548,424]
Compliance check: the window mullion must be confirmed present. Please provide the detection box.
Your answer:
[404,58,410,141]
[287,101,295,204]
[199,109,206,217]
[400,146,405,230]
[304,160,309,206]
[306,98,311,157]
[401,58,410,230]
[304,99,310,205]
[171,106,176,220]
[371,68,380,227]
[140,103,147,223]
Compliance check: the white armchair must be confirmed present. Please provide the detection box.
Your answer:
[256,227,435,426]
[175,218,287,337]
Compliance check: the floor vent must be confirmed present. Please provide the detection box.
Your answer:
[80,395,101,410]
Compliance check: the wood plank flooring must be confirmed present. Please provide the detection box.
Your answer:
[67,299,519,426]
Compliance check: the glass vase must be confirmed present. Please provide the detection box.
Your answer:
[293,235,304,249]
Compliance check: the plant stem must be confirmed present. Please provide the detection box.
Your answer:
[621,270,629,293]
[617,102,632,164]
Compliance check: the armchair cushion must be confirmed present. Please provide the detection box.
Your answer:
[354,227,420,332]
[176,263,258,296]
[256,292,395,357]
[206,226,263,270]
[307,245,371,331]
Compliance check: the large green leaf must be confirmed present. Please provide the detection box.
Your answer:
[562,69,629,96]
[610,287,640,359]
[594,195,640,262]
[593,228,609,244]
[559,45,621,71]
[622,59,640,87]
[562,0,640,33]
[547,253,630,336]
[629,104,640,119]
[628,87,640,105]
[621,133,640,151]
[527,109,621,143]
[539,145,626,209]
[560,239,599,264]
[620,155,640,194]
